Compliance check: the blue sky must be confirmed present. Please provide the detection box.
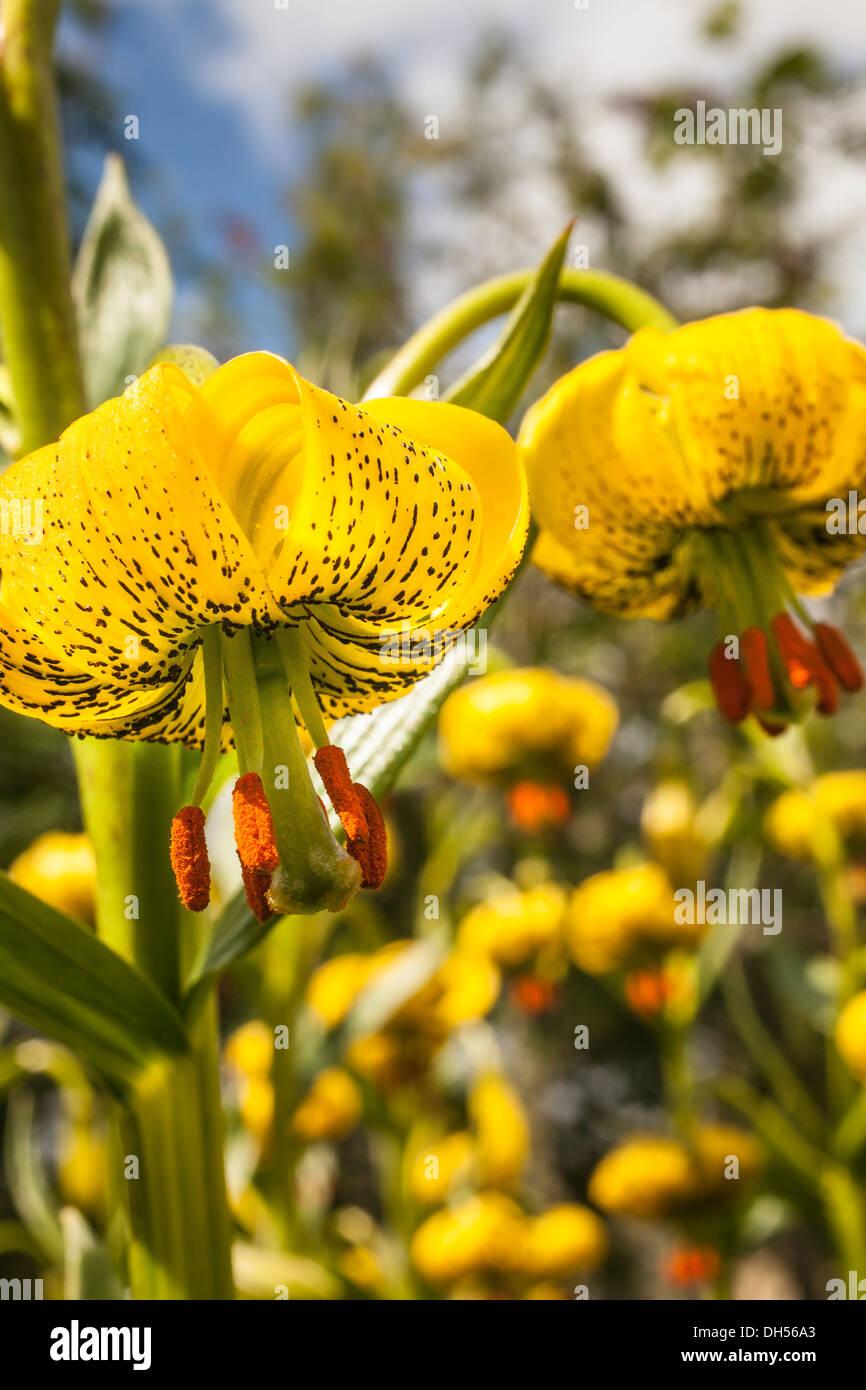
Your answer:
[68,0,866,354]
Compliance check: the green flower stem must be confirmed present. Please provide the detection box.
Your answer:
[661,1021,697,1135]
[363,267,677,400]
[78,740,234,1298]
[0,0,86,452]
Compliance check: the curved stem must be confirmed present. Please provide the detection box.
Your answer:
[0,0,85,451]
[363,267,677,400]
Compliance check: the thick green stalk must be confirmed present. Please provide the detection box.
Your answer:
[0,3,233,1298]
[0,0,85,450]
[363,267,677,399]
[78,741,234,1298]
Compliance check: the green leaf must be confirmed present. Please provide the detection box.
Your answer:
[0,873,188,1092]
[444,220,574,419]
[73,153,173,407]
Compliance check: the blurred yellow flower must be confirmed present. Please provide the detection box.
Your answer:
[835,991,866,1082]
[641,781,711,885]
[224,1020,274,1078]
[407,1131,476,1205]
[439,666,618,784]
[238,1075,274,1144]
[308,943,501,1089]
[292,1067,362,1143]
[589,1135,696,1218]
[411,1193,607,1287]
[457,883,566,969]
[9,831,96,925]
[339,1244,386,1293]
[58,1120,107,1217]
[470,1073,530,1190]
[565,863,696,975]
[410,1192,526,1285]
[691,1124,764,1192]
[520,1204,608,1279]
[766,772,866,860]
[589,1125,762,1220]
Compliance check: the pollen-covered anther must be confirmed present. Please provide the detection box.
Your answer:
[708,641,750,723]
[232,772,279,922]
[345,783,388,890]
[814,622,865,694]
[170,805,211,912]
[741,627,775,711]
[772,613,839,716]
[313,744,369,844]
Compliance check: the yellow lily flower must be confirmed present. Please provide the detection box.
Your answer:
[588,1125,762,1220]
[0,354,527,916]
[765,770,866,860]
[519,309,866,731]
[439,665,617,785]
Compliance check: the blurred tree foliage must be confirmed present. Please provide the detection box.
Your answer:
[277,6,866,387]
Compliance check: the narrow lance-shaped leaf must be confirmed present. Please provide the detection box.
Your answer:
[73,153,173,408]
[0,873,189,1093]
[191,229,572,991]
[444,218,574,419]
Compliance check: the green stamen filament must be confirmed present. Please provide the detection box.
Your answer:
[220,628,264,776]
[276,627,330,749]
[189,625,225,807]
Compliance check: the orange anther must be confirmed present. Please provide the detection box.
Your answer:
[232,773,279,874]
[741,627,775,711]
[232,773,278,921]
[345,783,388,890]
[708,640,750,722]
[314,745,369,844]
[814,622,864,693]
[170,805,211,912]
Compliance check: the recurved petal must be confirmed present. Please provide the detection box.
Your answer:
[520,351,703,616]
[0,364,278,696]
[645,308,866,506]
[194,356,490,628]
[0,603,223,746]
[360,396,529,628]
